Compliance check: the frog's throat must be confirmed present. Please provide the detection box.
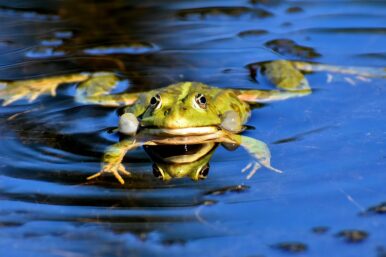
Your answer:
[141,126,219,136]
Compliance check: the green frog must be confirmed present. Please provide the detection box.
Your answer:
[1,60,383,183]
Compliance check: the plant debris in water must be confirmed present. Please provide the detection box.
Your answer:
[205,185,250,195]
[264,38,321,59]
[335,229,368,243]
[364,202,386,215]
[311,226,329,234]
[272,242,308,253]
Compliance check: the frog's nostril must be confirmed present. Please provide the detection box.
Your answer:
[164,108,171,116]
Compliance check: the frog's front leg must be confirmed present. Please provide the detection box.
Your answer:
[87,138,141,184]
[224,134,282,179]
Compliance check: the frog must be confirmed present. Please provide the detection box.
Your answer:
[1,60,383,184]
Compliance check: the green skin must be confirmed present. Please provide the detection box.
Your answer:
[1,60,384,184]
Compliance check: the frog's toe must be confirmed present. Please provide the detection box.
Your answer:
[241,162,253,173]
[86,171,104,181]
[242,161,262,179]
[87,163,130,184]
[112,168,125,185]
[118,164,131,176]
[2,95,22,106]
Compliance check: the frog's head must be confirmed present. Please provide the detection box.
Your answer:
[140,82,222,135]
[143,143,217,180]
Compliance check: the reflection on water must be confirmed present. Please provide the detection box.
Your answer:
[0,0,386,256]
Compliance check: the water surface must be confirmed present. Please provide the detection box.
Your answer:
[0,1,386,256]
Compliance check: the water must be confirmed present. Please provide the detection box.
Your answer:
[0,1,386,256]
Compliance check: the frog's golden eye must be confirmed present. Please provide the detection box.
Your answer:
[198,163,210,180]
[195,94,207,109]
[150,94,161,109]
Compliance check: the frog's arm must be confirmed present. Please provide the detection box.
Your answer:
[224,133,282,179]
[87,138,141,184]
[0,72,140,107]
[236,60,311,104]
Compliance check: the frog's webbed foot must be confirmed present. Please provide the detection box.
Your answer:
[87,162,131,185]
[75,72,140,107]
[0,73,90,106]
[241,158,282,179]
[292,61,386,79]
[237,60,311,104]
[87,138,141,184]
[227,134,282,179]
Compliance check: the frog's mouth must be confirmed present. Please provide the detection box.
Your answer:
[141,126,219,136]
[143,143,217,163]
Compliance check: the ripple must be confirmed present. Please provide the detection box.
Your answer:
[25,46,65,59]
[0,5,59,21]
[204,185,250,196]
[237,29,268,38]
[176,6,273,20]
[40,38,63,47]
[293,27,386,35]
[53,31,74,39]
[83,42,160,55]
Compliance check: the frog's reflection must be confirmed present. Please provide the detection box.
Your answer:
[143,143,219,180]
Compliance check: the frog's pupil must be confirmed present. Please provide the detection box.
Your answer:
[196,94,207,108]
[150,96,157,105]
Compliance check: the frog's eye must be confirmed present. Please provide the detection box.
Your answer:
[195,94,207,109]
[198,164,210,180]
[150,94,162,109]
[152,163,164,180]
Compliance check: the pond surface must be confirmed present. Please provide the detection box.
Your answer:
[0,1,386,256]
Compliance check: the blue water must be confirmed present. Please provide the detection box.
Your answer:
[0,1,385,256]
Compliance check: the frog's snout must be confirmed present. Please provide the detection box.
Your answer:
[160,106,191,128]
